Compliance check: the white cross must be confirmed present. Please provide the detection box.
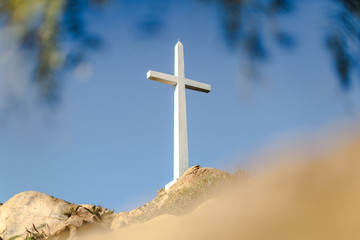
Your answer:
[147,41,211,190]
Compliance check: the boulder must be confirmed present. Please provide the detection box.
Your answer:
[0,191,115,240]
[0,191,74,239]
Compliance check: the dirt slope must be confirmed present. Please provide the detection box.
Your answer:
[111,165,234,229]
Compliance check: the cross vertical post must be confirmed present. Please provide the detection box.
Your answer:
[174,41,188,181]
[147,41,211,190]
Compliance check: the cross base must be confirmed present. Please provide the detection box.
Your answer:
[165,178,179,191]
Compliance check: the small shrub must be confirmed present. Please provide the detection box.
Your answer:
[24,224,49,240]
[63,205,78,218]
[234,168,249,179]
[90,205,115,225]
[8,235,21,240]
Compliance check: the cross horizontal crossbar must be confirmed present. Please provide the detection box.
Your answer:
[147,70,211,93]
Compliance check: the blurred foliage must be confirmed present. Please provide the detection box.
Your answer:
[0,0,359,106]
[216,0,292,49]
[200,0,294,79]
[0,0,104,104]
[326,0,360,90]
[206,0,359,89]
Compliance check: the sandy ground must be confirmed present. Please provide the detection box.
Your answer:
[81,127,360,240]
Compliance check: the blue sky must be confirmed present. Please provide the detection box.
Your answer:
[1,0,360,211]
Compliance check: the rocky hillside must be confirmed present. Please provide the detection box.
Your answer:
[0,165,237,240]
[111,165,234,229]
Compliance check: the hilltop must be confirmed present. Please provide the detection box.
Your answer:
[0,165,238,240]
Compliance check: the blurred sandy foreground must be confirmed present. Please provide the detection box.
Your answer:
[81,123,360,240]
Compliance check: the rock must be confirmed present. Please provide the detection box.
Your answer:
[111,165,234,230]
[0,191,73,239]
[0,191,115,240]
